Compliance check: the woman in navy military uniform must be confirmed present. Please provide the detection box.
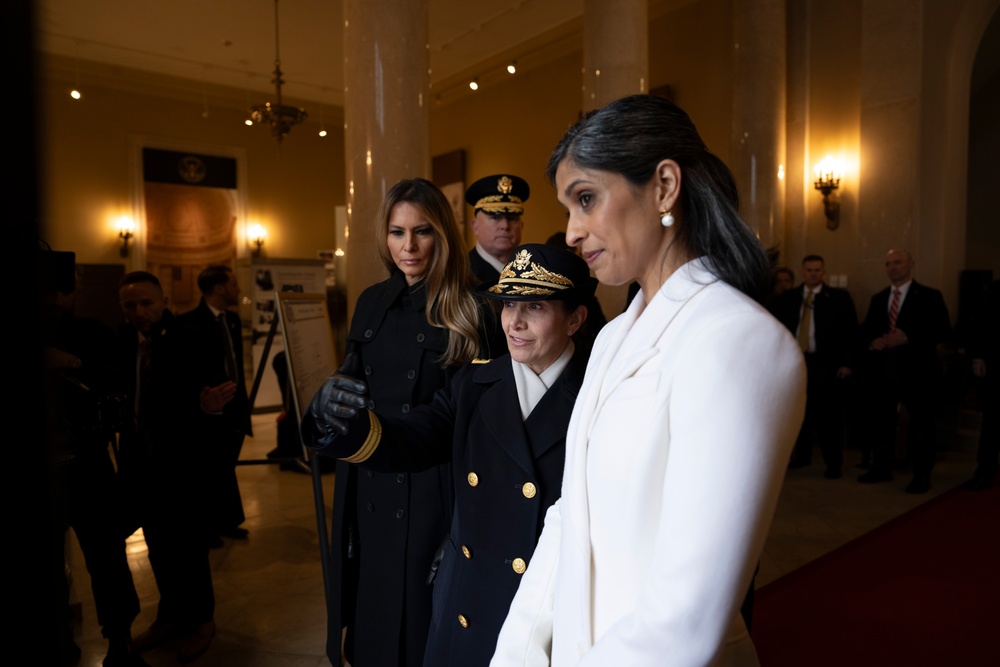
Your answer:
[304,244,595,667]
[327,178,490,666]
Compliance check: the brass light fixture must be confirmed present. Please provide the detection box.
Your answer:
[248,223,267,257]
[248,0,307,142]
[118,216,135,258]
[813,156,841,230]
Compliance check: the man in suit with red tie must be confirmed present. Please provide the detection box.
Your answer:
[774,255,858,479]
[178,265,252,544]
[857,249,951,493]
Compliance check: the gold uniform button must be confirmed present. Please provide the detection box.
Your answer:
[457,614,469,629]
[468,472,479,487]
[462,545,472,559]
[522,482,536,499]
[512,558,527,574]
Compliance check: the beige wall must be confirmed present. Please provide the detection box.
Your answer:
[36,0,998,322]
[649,0,735,162]
[39,56,345,266]
[430,51,584,248]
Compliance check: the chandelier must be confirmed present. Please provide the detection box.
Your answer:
[248,0,307,142]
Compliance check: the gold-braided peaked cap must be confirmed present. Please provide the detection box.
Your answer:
[477,244,598,301]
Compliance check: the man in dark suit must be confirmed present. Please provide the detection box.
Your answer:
[177,265,251,543]
[857,249,951,493]
[465,174,529,285]
[117,271,236,662]
[967,279,998,490]
[774,255,858,478]
[42,251,148,666]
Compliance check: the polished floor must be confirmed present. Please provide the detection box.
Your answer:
[67,409,983,666]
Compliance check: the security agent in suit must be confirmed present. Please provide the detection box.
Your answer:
[857,249,951,494]
[41,251,147,666]
[466,174,529,285]
[303,244,595,667]
[774,255,858,478]
[966,279,999,490]
[177,265,252,541]
[117,271,236,662]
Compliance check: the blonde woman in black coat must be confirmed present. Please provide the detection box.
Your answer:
[327,178,490,666]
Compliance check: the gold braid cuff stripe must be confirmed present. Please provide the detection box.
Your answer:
[342,411,383,463]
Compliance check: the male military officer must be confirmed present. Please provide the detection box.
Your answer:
[465,174,529,285]
[774,255,857,478]
[177,265,252,544]
[118,271,235,662]
[856,249,951,493]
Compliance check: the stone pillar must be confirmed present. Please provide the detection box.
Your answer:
[343,0,430,318]
[858,0,923,289]
[582,0,648,314]
[582,0,648,110]
[731,0,786,248]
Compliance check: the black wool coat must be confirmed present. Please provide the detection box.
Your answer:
[326,270,455,667]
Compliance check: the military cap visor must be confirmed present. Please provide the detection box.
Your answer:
[476,244,598,302]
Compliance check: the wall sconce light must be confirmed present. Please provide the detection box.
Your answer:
[117,216,135,258]
[813,156,841,230]
[248,223,267,256]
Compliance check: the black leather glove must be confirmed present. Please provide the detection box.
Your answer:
[307,353,369,439]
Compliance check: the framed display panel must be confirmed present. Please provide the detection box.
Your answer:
[275,292,339,433]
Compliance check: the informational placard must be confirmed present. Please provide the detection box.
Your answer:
[276,292,339,427]
[238,257,328,410]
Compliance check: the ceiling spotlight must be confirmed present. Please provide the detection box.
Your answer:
[318,128,327,137]
[70,89,82,100]
[469,79,479,91]
[507,62,517,74]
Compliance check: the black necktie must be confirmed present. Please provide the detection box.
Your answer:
[219,314,238,382]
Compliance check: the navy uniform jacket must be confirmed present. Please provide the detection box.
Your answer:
[468,248,501,286]
[307,349,588,667]
[327,270,455,667]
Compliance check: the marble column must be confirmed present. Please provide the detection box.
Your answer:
[857,0,923,289]
[343,0,430,317]
[731,0,786,248]
[582,0,648,314]
[582,0,648,110]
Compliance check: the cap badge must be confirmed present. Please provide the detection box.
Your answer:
[497,176,513,194]
[489,249,574,296]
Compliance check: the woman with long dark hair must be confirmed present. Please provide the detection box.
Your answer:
[491,95,806,666]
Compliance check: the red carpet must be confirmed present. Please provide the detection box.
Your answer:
[753,485,1000,666]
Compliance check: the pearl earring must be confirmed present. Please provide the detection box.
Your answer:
[660,210,675,228]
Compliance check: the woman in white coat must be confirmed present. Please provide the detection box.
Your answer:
[490,95,807,666]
